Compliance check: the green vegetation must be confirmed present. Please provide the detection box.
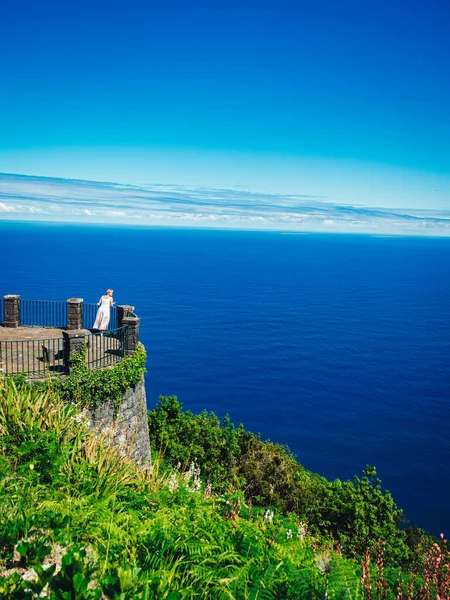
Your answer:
[148,397,450,590]
[148,397,424,566]
[37,343,147,415]
[0,381,449,598]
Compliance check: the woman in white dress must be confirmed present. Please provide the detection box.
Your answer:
[93,289,114,331]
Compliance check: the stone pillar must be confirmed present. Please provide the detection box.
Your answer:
[117,305,135,328]
[122,316,140,354]
[67,298,83,330]
[62,330,86,374]
[3,295,20,328]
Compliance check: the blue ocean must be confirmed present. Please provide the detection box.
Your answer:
[1,221,449,536]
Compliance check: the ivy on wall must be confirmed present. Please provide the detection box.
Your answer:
[38,343,147,415]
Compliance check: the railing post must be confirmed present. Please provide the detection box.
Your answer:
[122,316,140,354]
[117,305,135,328]
[62,330,86,374]
[67,298,83,330]
[3,295,20,328]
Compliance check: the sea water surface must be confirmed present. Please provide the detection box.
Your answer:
[1,221,449,535]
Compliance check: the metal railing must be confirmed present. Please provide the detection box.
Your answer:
[0,326,130,377]
[0,296,137,377]
[83,303,118,331]
[84,326,129,369]
[20,299,68,328]
[0,297,119,330]
[0,336,65,377]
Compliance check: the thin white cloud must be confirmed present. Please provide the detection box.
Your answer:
[104,210,126,217]
[0,172,449,235]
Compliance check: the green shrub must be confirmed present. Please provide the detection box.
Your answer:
[308,466,410,566]
[238,430,328,515]
[148,395,244,491]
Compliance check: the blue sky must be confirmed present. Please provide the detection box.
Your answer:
[1,0,449,233]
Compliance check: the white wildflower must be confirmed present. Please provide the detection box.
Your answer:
[263,509,274,524]
[316,552,332,575]
[286,529,293,539]
[297,521,307,540]
[22,568,38,582]
[168,473,178,493]
[192,472,201,492]
[183,462,201,489]
[183,462,195,484]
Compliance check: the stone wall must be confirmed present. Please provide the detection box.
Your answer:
[86,375,151,465]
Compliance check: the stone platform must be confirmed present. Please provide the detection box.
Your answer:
[0,325,65,341]
[0,326,124,376]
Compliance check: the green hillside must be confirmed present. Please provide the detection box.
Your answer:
[0,377,448,599]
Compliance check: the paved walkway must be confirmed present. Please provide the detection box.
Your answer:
[0,326,123,376]
[0,325,64,341]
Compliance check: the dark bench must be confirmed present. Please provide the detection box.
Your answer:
[41,345,65,363]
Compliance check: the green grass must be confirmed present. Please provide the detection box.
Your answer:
[0,380,448,599]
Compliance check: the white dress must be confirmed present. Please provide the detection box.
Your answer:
[93,296,111,330]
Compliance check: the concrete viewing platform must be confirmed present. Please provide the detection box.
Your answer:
[0,325,126,376]
[0,295,140,377]
[0,325,67,341]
